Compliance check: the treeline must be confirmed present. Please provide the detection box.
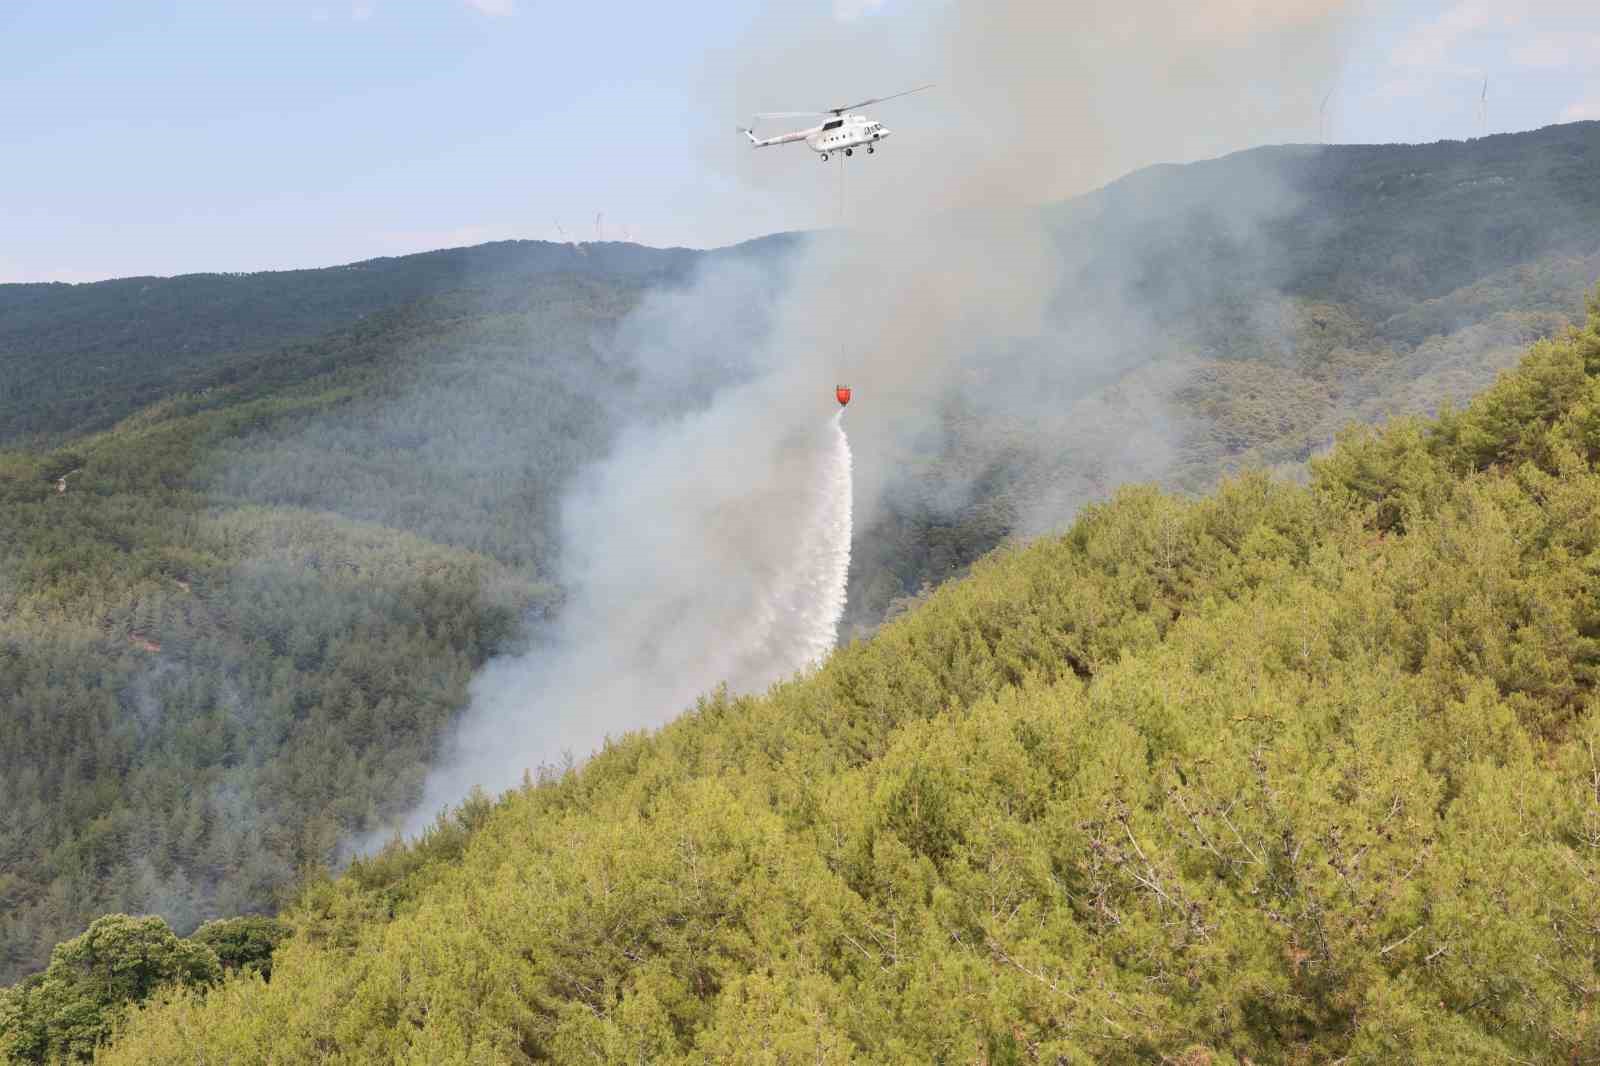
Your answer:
[1061,119,1600,324]
[0,241,701,447]
[24,288,1596,1063]
[0,914,288,1062]
[0,263,772,985]
[0,360,554,984]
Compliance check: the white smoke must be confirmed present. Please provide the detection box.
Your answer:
[390,0,1364,838]
[397,392,853,837]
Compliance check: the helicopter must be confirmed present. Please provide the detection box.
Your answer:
[739,84,933,162]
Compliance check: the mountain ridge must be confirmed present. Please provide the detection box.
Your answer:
[3,121,1599,1000]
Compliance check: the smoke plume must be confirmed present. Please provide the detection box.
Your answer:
[400,393,853,834]
[393,0,1365,834]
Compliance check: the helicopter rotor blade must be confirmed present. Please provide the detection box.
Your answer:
[828,83,935,115]
[752,111,832,120]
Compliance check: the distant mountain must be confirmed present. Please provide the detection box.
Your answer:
[0,236,797,447]
[1,122,1598,993]
[1064,120,1600,313]
[8,122,1595,452]
[849,122,1600,625]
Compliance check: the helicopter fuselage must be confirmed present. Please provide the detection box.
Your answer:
[744,113,892,160]
[804,115,891,159]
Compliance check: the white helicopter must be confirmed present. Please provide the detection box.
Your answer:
[739,84,933,161]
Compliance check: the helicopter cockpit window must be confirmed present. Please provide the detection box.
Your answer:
[822,119,844,131]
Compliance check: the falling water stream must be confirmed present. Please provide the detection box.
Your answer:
[388,406,854,841]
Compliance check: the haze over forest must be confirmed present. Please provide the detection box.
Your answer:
[5,1,1600,1062]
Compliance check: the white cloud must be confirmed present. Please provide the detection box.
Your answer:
[351,1,376,21]
[833,0,886,21]
[1390,0,1491,72]
[1383,1,1600,105]
[1562,93,1600,121]
[1513,31,1600,68]
[1512,34,1569,68]
[465,0,517,14]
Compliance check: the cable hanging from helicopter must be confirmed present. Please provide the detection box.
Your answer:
[739,87,932,412]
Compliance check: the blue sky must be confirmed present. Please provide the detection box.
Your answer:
[1,0,1596,282]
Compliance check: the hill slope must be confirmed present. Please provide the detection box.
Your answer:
[0,241,703,447]
[0,267,681,980]
[46,290,1600,1064]
[850,122,1600,624]
[3,124,1599,989]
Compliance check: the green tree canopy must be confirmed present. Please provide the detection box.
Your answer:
[0,915,218,1064]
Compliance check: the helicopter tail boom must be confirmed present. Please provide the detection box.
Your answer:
[738,125,810,149]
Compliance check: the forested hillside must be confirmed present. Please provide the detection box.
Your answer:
[849,121,1600,625]
[2,123,1599,993]
[0,264,708,981]
[23,287,1598,1063]
[0,240,714,447]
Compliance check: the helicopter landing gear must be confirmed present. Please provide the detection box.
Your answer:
[867,145,874,154]
[844,148,853,157]
[820,153,829,162]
